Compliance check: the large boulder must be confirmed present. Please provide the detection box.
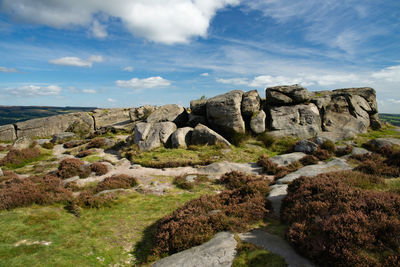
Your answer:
[268,103,321,139]
[146,104,188,127]
[188,113,207,128]
[191,124,231,147]
[170,127,193,148]
[250,110,266,134]
[129,105,158,122]
[265,84,311,105]
[206,90,245,137]
[15,112,94,139]
[134,122,177,151]
[152,232,237,267]
[92,108,132,130]
[13,136,33,149]
[190,98,208,115]
[0,124,16,142]
[294,140,318,154]
[241,90,261,117]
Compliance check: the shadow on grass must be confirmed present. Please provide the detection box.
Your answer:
[131,220,161,265]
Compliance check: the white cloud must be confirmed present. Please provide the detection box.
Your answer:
[0,66,18,73]
[372,65,400,83]
[10,85,62,96]
[200,72,209,77]
[49,55,103,67]
[107,98,117,102]
[116,76,171,90]
[122,66,134,72]
[1,0,240,44]
[82,89,97,94]
[216,78,249,85]
[91,20,107,39]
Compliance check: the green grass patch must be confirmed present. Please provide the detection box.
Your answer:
[2,149,53,170]
[233,240,287,267]
[0,190,216,266]
[355,125,400,147]
[81,155,104,163]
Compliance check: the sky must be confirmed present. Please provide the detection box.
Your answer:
[0,0,400,113]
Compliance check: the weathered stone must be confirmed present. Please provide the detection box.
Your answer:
[266,84,311,105]
[51,132,75,143]
[351,147,370,156]
[269,152,306,167]
[190,98,208,115]
[0,124,16,142]
[241,90,261,117]
[13,136,33,149]
[0,167,3,177]
[188,113,207,128]
[129,105,158,122]
[333,87,378,113]
[146,104,188,127]
[365,138,400,150]
[191,124,231,147]
[294,140,318,154]
[171,127,193,148]
[317,131,357,143]
[267,184,288,216]
[268,103,321,139]
[206,90,245,137]
[152,232,237,267]
[197,161,263,177]
[250,110,266,134]
[133,122,153,144]
[370,113,383,130]
[92,108,132,130]
[135,122,177,151]
[16,112,94,139]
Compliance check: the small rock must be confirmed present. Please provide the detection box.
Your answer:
[294,140,318,154]
[51,132,75,143]
[0,167,3,177]
[13,136,34,149]
[185,175,197,183]
[351,147,370,155]
[269,152,306,167]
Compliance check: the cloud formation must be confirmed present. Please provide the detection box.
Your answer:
[0,66,18,73]
[1,0,239,44]
[10,85,62,96]
[372,65,400,83]
[82,89,97,94]
[122,66,134,72]
[49,55,103,67]
[116,76,171,90]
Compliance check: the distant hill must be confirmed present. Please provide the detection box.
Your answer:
[379,113,400,126]
[0,106,96,126]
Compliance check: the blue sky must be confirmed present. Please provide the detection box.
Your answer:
[0,0,400,113]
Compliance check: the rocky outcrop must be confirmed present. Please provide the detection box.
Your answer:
[190,98,207,115]
[242,90,261,117]
[250,110,266,134]
[15,112,94,139]
[170,127,193,148]
[92,108,131,130]
[206,90,245,137]
[134,122,177,151]
[268,103,321,139]
[0,124,16,141]
[191,124,231,147]
[265,85,311,105]
[129,105,158,122]
[146,104,188,127]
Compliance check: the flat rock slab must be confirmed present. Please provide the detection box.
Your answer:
[270,152,306,167]
[152,232,237,267]
[239,229,315,267]
[197,161,263,177]
[277,158,352,184]
[267,184,288,216]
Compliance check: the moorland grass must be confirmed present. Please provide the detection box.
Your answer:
[232,241,287,267]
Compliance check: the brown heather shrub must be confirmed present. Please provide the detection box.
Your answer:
[0,175,72,210]
[90,162,109,176]
[95,174,138,193]
[257,155,301,179]
[0,147,41,167]
[378,145,394,157]
[312,148,332,160]
[385,151,400,167]
[57,158,90,179]
[173,175,193,190]
[351,153,400,177]
[42,142,54,150]
[71,189,116,208]
[281,171,400,267]
[320,140,336,153]
[63,140,86,149]
[87,138,106,149]
[0,170,19,182]
[335,145,353,156]
[151,171,270,257]
[76,150,93,158]
[299,155,319,166]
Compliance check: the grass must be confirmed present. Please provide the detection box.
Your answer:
[0,190,217,266]
[355,125,400,147]
[1,148,53,170]
[233,239,287,267]
[80,155,104,163]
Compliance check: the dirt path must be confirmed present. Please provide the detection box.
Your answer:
[239,229,316,267]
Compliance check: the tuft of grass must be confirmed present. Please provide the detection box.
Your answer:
[257,133,276,148]
[233,241,287,267]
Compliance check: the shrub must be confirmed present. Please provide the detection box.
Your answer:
[320,140,335,153]
[352,153,400,177]
[57,158,89,179]
[0,175,72,210]
[90,162,109,176]
[151,172,270,257]
[231,132,250,147]
[0,147,41,168]
[335,145,353,156]
[87,138,106,149]
[76,150,93,158]
[63,140,86,149]
[312,149,332,160]
[281,171,400,267]
[95,174,138,193]
[257,155,301,179]
[257,132,275,148]
[0,170,18,183]
[173,175,193,190]
[42,142,54,150]
[71,190,116,208]
[386,151,400,167]
[299,155,319,166]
